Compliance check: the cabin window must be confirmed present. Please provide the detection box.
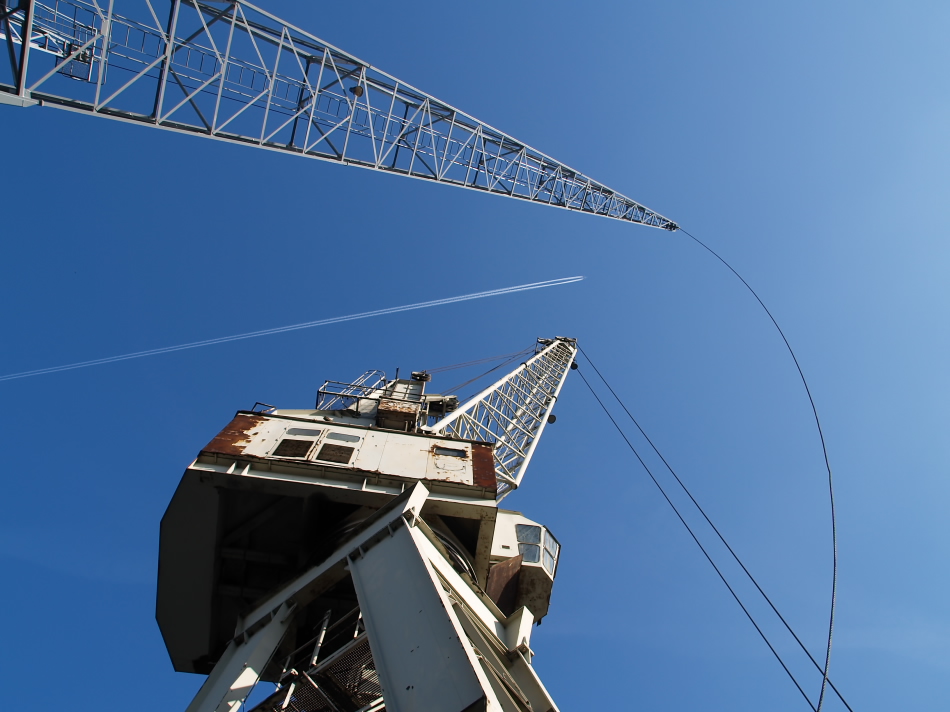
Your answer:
[327,432,361,443]
[543,529,560,575]
[516,524,541,543]
[516,524,542,563]
[434,447,467,458]
[286,428,322,437]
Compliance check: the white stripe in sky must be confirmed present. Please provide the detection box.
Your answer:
[0,276,584,382]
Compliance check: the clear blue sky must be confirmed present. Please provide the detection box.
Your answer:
[2,1,948,709]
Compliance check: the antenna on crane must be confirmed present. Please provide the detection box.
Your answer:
[158,336,577,711]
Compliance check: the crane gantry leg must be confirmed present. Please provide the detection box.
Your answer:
[179,483,558,712]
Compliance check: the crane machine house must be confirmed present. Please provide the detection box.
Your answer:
[158,337,576,712]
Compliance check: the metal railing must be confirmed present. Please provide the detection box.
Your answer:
[249,612,382,712]
[315,370,387,411]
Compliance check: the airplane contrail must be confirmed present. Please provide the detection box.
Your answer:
[0,276,584,382]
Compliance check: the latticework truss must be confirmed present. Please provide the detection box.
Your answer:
[0,0,677,230]
[426,337,577,498]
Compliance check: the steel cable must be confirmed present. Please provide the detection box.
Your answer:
[677,227,839,712]
[577,368,817,710]
[422,349,533,374]
[441,346,535,396]
[580,346,853,711]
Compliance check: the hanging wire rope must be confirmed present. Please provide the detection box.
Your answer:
[576,367,817,710]
[678,227,840,712]
[580,346,854,712]
[441,346,536,396]
[421,349,534,374]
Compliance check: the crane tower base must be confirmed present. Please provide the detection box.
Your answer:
[182,483,558,712]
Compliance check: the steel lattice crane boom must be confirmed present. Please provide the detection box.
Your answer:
[0,0,677,230]
[158,339,577,711]
[425,337,577,498]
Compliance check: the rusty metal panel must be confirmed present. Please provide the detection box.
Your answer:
[486,555,522,617]
[201,413,267,457]
[376,397,421,431]
[377,398,418,415]
[470,443,497,490]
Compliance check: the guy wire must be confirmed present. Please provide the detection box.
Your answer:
[577,368,817,711]
[442,346,535,396]
[677,227,839,712]
[580,346,853,712]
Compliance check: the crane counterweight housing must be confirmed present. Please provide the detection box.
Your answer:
[157,337,576,712]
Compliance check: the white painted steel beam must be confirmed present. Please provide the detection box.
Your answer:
[348,519,497,712]
[185,601,296,712]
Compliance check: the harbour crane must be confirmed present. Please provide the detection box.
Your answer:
[2,4,848,711]
[159,337,577,711]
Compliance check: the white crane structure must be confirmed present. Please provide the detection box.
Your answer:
[2,4,851,711]
[0,0,676,230]
[158,337,577,711]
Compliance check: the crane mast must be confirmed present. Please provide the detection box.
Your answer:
[158,337,576,712]
[0,0,676,230]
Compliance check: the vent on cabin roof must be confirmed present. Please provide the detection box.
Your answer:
[317,444,355,463]
[272,439,314,458]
